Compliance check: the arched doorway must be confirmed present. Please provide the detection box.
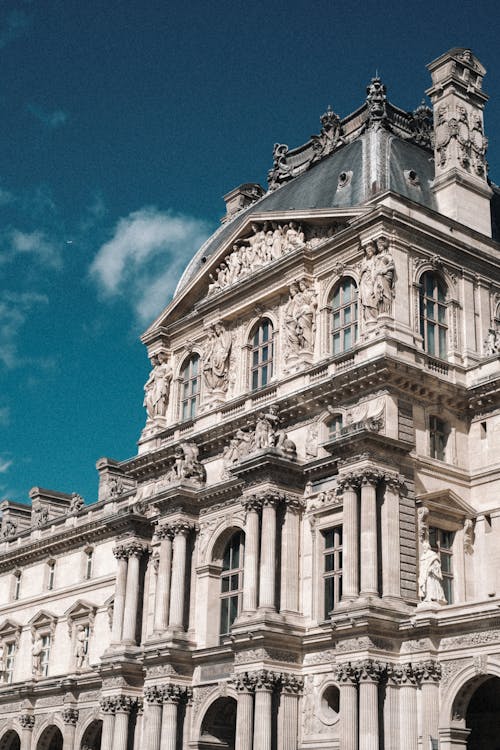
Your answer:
[36,725,63,750]
[199,697,237,749]
[80,719,102,749]
[466,676,500,749]
[0,730,20,750]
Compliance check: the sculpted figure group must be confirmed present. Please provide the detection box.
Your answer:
[202,322,232,394]
[283,280,317,363]
[435,104,488,176]
[208,222,306,295]
[359,236,395,321]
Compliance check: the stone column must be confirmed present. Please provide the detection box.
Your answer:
[279,675,303,750]
[62,707,79,750]
[122,543,147,644]
[360,472,379,598]
[111,546,128,643]
[419,661,442,748]
[280,497,303,614]
[133,701,144,750]
[253,670,276,750]
[259,496,278,611]
[154,525,173,632]
[169,522,192,630]
[19,714,35,750]
[335,663,358,750]
[113,697,134,750]
[358,660,383,750]
[382,477,402,600]
[234,673,255,750]
[100,698,116,750]
[242,497,262,614]
[399,664,418,750]
[384,668,400,750]
[338,475,359,601]
[144,687,162,750]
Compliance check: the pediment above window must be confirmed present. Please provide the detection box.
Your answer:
[416,489,475,521]
[65,600,97,635]
[0,619,21,645]
[28,610,57,637]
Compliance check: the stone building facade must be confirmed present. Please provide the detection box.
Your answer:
[0,47,500,749]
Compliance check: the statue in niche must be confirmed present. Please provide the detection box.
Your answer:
[283,280,317,360]
[75,625,87,670]
[418,540,446,604]
[359,237,395,321]
[470,114,488,176]
[32,633,44,677]
[165,442,206,485]
[202,322,232,394]
[143,352,172,421]
[485,328,500,357]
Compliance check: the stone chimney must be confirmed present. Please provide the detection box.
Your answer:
[222,183,264,222]
[426,48,492,236]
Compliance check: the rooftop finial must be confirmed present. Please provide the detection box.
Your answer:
[366,75,387,128]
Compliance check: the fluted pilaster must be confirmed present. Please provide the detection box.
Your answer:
[418,660,442,747]
[280,497,303,614]
[358,660,384,750]
[360,472,379,597]
[62,707,79,750]
[122,543,148,644]
[111,546,129,643]
[234,673,256,750]
[113,697,136,750]
[382,476,403,599]
[279,674,303,750]
[144,686,163,750]
[259,496,278,610]
[398,664,419,750]
[252,670,279,750]
[335,663,358,750]
[19,714,35,750]
[168,521,193,630]
[100,697,117,750]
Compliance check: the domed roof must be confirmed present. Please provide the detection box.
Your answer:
[175,82,436,297]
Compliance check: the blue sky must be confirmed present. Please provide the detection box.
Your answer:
[1,0,500,503]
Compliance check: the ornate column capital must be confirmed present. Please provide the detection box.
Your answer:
[356,658,386,683]
[232,672,257,693]
[280,673,304,695]
[62,707,79,725]
[282,494,305,514]
[170,520,195,537]
[160,684,192,703]
[114,542,149,560]
[334,662,358,685]
[156,523,174,541]
[415,660,442,684]
[19,714,35,730]
[242,495,263,513]
[359,469,382,488]
[397,663,420,687]
[115,695,138,714]
[113,545,129,561]
[384,473,407,494]
[99,696,118,714]
[251,669,281,691]
[336,473,360,493]
[144,685,162,705]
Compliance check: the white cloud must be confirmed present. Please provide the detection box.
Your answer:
[0,456,12,474]
[10,229,61,267]
[0,292,48,368]
[90,207,211,323]
[27,104,68,130]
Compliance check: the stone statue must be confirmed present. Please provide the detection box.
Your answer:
[143,352,172,421]
[75,625,86,670]
[484,328,500,356]
[221,429,252,477]
[359,237,395,321]
[32,506,49,528]
[32,634,44,677]
[69,493,84,513]
[418,540,446,604]
[2,520,17,539]
[165,442,206,485]
[283,280,317,361]
[202,322,232,393]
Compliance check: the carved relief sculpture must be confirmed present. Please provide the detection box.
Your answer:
[418,540,446,605]
[359,236,395,322]
[143,351,172,424]
[163,442,206,486]
[434,104,488,177]
[202,321,232,405]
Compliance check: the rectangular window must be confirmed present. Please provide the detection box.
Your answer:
[13,574,21,601]
[323,526,343,618]
[429,416,447,461]
[429,527,454,604]
[85,551,93,580]
[5,643,15,684]
[41,635,51,677]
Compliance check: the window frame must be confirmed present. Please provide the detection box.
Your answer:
[47,560,56,591]
[249,319,274,391]
[429,415,448,461]
[4,641,15,684]
[179,353,201,422]
[322,525,343,619]
[419,271,448,359]
[429,526,454,604]
[329,277,359,355]
[219,531,244,639]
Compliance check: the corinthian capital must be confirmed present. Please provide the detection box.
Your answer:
[336,473,360,493]
[242,495,263,513]
[99,696,117,714]
[356,658,386,682]
[414,660,442,683]
[62,707,79,725]
[280,673,304,694]
[334,662,358,685]
[156,523,174,541]
[161,684,191,703]
[359,469,382,487]
[252,669,280,691]
[113,545,129,561]
[170,520,195,537]
[232,672,256,693]
[144,685,162,705]
[19,714,35,730]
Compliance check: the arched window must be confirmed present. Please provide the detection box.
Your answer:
[220,531,244,638]
[180,354,200,421]
[330,278,358,354]
[250,319,273,390]
[419,272,447,358]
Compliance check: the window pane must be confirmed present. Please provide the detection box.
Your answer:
[441,553,452,573]
[261,365,268,386]
[427,323,435,354]
[439,327,447,358]
[344,328,352,350]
